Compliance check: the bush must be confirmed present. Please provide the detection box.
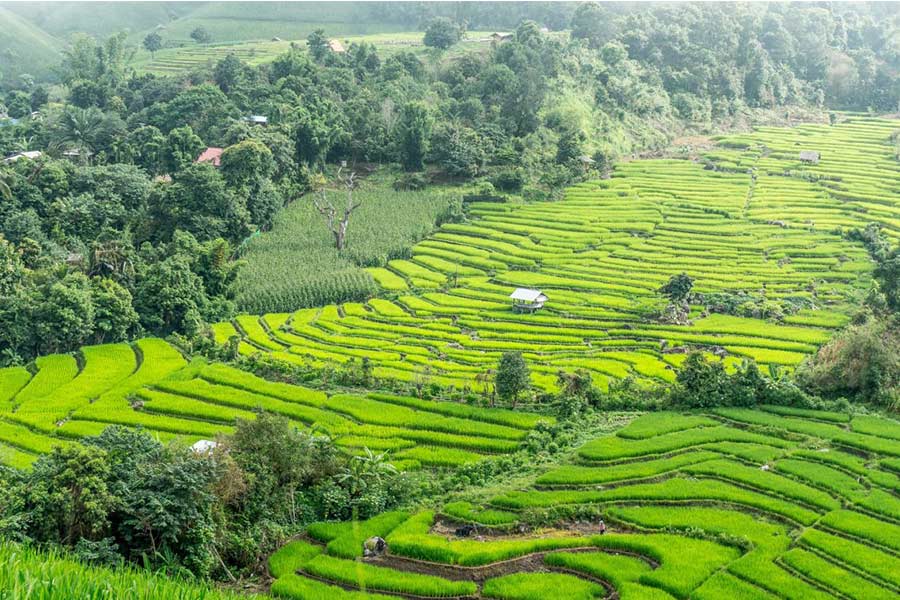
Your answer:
[393,172,428,191]
[491,168,527,192]
[670,353,809,409]
[796,319,900,408]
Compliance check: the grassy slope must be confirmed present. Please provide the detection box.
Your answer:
[2,1,197,38]
[0,7,63,81]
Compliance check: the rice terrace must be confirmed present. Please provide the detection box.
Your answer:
[0,2,899,599]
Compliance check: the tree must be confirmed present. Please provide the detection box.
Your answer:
[307,29,330,62]
[423,18,462,50]
[163,125,204,174]
[154,163,248,242]
[797,320,899,406]
[190,26,212,44]
[220,140,275,188]
[213,54,244,94]
[313,168,361,251]
[143,32,163,59]
[495,351,530,406]
[133,256,207,335]
[659,273,694,303]
[670,353,735,408]
[125,125,166,174]
[24,445,116,545]
[32,274,96,355]
[396,102,432,171]
[90,277,139,343]
[227,412,339,523]
[293,102,348,168]
[429,123,484,177]
[0,168,12,201]
[335,448,397,518]
[571,2,614,47]
[52,106,108,161]
[0,236,24,295]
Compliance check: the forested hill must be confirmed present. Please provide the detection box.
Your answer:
[2,1,898,111]
[2,1,581,78]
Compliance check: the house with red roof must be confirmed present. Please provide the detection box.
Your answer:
[195,147,224,167]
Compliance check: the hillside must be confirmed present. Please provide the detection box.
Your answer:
[0,7,62,82]
[0,338,551,470]
[1,3,898,598]
[267,408,900,600]
[216,117,898,392]
[1,1,194,38]
[127,2,409,44]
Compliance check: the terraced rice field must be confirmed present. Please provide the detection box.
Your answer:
[135,40,293,74]
[218,117,899,392]
[0,339,551,470]
[268,408,900,600]
[133,32,500,75]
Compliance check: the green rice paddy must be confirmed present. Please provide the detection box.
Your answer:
[219,117,900,393]
[265,407,900,600]
[0,339,551,471]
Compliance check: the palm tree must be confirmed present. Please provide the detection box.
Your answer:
[0,169,12,201]
[52,106,106,163]
[336,448,397,502]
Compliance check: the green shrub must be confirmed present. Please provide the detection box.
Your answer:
[796,319,900,406]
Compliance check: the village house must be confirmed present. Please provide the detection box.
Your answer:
[195,146,224,167]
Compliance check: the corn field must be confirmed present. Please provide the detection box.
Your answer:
[233,185,459,313]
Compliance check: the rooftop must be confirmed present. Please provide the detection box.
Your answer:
[196,147,224,167]
[510,288,547,302]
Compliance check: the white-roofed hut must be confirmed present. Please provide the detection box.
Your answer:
[191,439,218,454]
[799,150,820,164]
[510,288,548,313]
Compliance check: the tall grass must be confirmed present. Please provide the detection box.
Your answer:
[0,542,261,600]
[234,184,459,313]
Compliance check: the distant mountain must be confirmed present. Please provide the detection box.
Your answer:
[0,7,63,83]
[2,1,199,38]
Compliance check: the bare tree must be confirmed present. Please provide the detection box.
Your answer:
[313,167,361,251]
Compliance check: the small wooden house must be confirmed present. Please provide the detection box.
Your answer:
[328,39,346,53]
[799,150,820,164]
[244,115,268,126]
[510,288,548,313]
